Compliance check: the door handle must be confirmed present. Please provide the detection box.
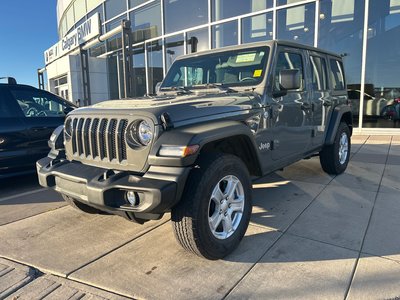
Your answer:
[323,100,332,107]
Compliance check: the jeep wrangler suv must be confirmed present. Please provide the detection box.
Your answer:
[37,40,352,260]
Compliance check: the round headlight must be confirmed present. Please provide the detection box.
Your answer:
[137,120,153,146]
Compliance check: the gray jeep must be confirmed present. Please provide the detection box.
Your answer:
[37,40,352,259]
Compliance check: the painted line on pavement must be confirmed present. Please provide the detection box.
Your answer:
[0,188,46,203]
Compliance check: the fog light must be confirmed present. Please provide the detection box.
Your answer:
[126,191,139,206]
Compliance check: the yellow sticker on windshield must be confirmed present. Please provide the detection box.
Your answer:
[236,53,256,63]
[253,69,262,77]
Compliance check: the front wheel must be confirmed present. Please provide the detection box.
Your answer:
[171,154,252,260]
[319,122,351,175]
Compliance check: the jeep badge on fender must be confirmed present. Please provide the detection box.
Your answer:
[37,40,352,260]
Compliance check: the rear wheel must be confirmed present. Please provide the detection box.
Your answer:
[320,122,351,175]
[171,153,252,260]
[61,194,102,214]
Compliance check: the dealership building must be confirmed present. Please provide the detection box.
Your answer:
[40,0,400,132]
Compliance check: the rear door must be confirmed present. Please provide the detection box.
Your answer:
[269,47,313,161]
[0,86,31,175]
[9,86,71,163]
[308,52,331,146]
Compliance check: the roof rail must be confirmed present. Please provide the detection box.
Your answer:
[0,77,17,84]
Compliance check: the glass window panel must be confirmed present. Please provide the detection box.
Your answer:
[74,0,87,21]
[105,0,126,20]
[129,0,148,9]
[87,0,104,12]
[132,45,147,96]
[212,21,238,48]
[273,52,304,91]
[310,56,328,91]
[88,4,104,23]
[277,3,315,46]
[164,0,208,33]
[89,42,106,57]
[363,0,400,128]
[329,59,345,90]
[318,0,364,128]
[130,1,161,43]
[107,52,123,99]
[147,40,164,94]
[66,6,75,31]
[212,0,272,21]
[277,0,304,6]
[242,12,273,43]
[166,34,184,70]
[187,28,209,53]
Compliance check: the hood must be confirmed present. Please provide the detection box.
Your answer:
[71,92,262,127]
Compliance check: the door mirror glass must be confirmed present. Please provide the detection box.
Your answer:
[279,69,301,90]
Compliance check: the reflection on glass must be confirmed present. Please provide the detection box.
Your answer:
[212,21,238,48]
[89,43,106,57]
[166,35,184,70]
[187,28,209,53]
[277,0,304,6]
[107,52,124,99]
[212,0,272,21]
[242,12,273,44]
[105,0,126,21]
[106,16,125,51]
[130,1,161,43]
[164,0,208,33]
[363,0,400,128]
[129,0,149,9]
[147,40,164,94]
[132,45,146,97]
[319,0,364,127]
[277,3,315,46]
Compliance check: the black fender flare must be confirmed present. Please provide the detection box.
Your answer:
[325,105,353,145]
[148,120,262,170]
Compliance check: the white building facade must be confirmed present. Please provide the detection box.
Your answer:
[41,0,400,133]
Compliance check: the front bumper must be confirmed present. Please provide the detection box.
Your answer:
[37,156,190,221]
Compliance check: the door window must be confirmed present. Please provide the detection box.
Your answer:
[329,59,346,90]
[274,51,304,91]
[310,56,328,91]
[10,89,68,118]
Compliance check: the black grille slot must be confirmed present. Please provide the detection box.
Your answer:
[70,117,128,163]
[117,119,128,161]
[98,119,108,160]
[72,118,78,154]
[76,118,84,155]
[83,118,91,156]
[90,118,99,158]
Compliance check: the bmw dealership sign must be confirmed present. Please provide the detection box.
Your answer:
[44,13,100,65]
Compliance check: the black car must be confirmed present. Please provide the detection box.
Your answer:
[0,78,76,178]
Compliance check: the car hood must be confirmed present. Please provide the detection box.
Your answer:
[71,92,262,127]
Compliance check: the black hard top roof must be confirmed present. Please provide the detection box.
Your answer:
[177,40,342,60]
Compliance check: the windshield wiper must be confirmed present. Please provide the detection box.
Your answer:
[193,83,238,93]
[159,86,193,94]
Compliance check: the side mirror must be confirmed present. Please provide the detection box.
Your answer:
[155,82,162,94]
[279,69,301,90]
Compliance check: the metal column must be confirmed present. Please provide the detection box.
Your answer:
[37,69,45,90]
[80,48,91,106]
[121,20,133,98]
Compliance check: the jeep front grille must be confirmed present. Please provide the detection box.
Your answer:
[70,117,128,162]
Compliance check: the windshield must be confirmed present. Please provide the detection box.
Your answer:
[161,46,269,89]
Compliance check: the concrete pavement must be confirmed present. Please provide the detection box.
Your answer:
[0,135,399,299]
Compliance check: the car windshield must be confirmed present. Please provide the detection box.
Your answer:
[161,46,269,90]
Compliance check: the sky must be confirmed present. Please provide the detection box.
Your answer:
[0,1,58,87]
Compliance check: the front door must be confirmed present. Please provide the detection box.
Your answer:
[269,47,313,161]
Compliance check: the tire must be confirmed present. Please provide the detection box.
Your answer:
[171,153,252,260]
[62,194,102,214]
[320,122,351,175]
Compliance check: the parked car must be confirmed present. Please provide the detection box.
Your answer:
[348,89,387,117]
[0,78,76,178]
[37,41,352,259]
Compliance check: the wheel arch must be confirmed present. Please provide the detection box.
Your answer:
[325,105,353,145]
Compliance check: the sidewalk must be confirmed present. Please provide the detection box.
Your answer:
[0,135,399,299]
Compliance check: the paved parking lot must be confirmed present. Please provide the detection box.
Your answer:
[1,135,400,300]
